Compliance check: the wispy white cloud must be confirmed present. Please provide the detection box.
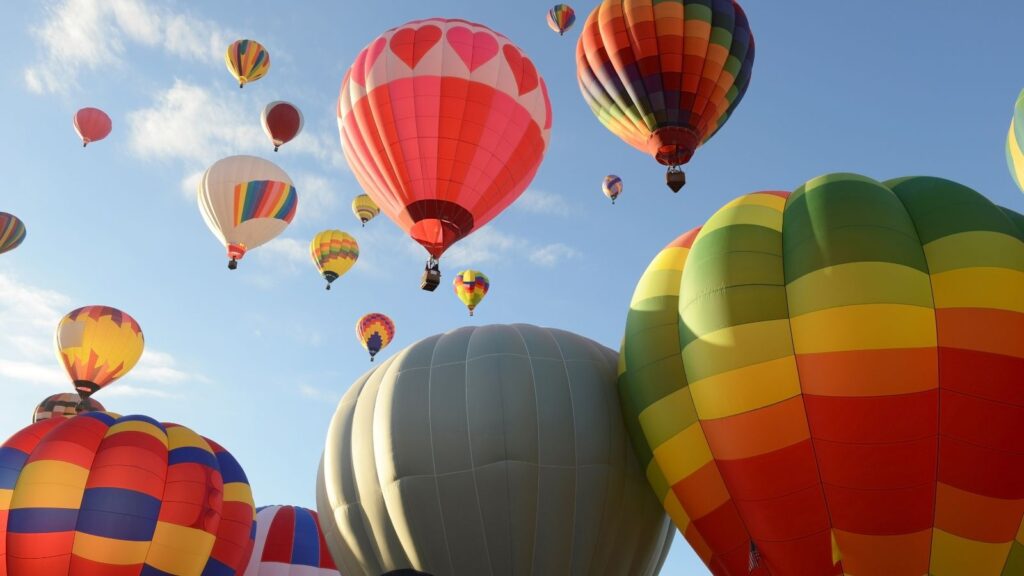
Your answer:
[291,172,341,226]
[256,237,309,272]
[443,227,581,269]
[514,188,572,217]
[25,0,231,94]
[529,243,580,267]
[299,384,340,403]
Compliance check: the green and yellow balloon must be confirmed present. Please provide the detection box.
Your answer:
[310,230,358,290]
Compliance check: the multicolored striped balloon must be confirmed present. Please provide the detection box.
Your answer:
[1007,89,1024,193]
[0,212,26,255]
[245,505,338,576]
[547,4,576,35]
[603,174,622,204]
[351,194,379,227]
[619,174,1024,575]
[452,269,489,316]
[355,313,394,361]
[198,155,298,269]
[310,230,359,290]
[226,39,270,88]
[0,412,256,575]
[55,305,144,398]
[32,392,105,423]
[576,0,755,179]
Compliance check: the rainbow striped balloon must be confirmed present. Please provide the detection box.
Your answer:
[310,230,359,290]
[453,269,489,316]
[1007,89,1024,194]
[225,39,270,88]
[0,412,255,575]
[245,505,338,575]
[619,174,1024,575]
[355,313,395,361]
[0,212,26,255]
[547,4,576,35]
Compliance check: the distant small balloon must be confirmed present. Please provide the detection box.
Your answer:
[310,230,358,290]
[603,174,622,204]
[351,194,379,227]
[0,212,26,255]
[73,107,111,147]
[33,392,105,423]
[453,269,489,316]
[226,39,270,88]
[262,101,303,152]
[547,4,576,35]
[356,313,394,362]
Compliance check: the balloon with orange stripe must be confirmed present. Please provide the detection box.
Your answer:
[55,305,144,399]
[619,174,1024,575]
[0,412,256,575]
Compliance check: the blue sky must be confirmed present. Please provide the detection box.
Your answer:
[2,1,1023,574]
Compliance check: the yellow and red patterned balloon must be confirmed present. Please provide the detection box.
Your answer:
[452,269,489,316]
[310,230,358,290]
[355,313,394,361]
[351,194,379,227]
[54,305,144,398]
[225,39,270,88]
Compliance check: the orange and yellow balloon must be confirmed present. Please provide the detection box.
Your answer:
[356,313,394,361]
[225,39,270,88]
[311,230,359,290]
[55,305,144,398]
[351,194,379,227]
[453,269,489,316]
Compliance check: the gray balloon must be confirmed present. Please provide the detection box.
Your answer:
[317,324,673,576]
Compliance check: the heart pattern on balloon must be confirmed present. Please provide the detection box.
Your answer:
[502,44,539,95]
[447,27,499,72]
[390,25,442,69]
[351,37,386,86]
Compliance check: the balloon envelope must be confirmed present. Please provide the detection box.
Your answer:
[262,101,303,151]
[55,305,144,398]
[226,39,270,87]
[0,412,255,575]
[245,505,338,575]
[351,194,380,226]
[547,4,576,35]
[576,0,754,168]
[452,269,489,315]
[33,392,104,422]
[1007,89,1024,193]
[602,174,622,203]
[0,212,26,254]
[318,324,673,576]
[198,155,297,268]
[73,107,111,146]
[338,18,552,260]
[620,174,1024,575]
[355,313,394,360]
[310,230,358,289]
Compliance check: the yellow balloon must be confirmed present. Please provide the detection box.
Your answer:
[310,230,359,290]
[55,305,144,397]
[351,194,380,227]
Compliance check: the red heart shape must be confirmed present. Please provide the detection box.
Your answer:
[390,24,442,69]
[352,37,386,87]
[446,26,499,72]
[502,44,538,96]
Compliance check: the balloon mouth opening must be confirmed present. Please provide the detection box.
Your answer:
[407,200,475,259]
[74,380,100,398]
[324,271,339,289]
[227,244,246,269]
[648,126,699,167]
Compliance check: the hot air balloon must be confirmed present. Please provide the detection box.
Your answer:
[226,39,270,88]
[55,305,144,398]
[1007,89,1024,193]
[351,194,379,227]
[619,174,1024,575]
[355,313,394,361]
[198,155,298,269]
[452,269,489,316]
[32,392,105,423]
[0,212,26,254]
[338,18,552,290]
[262,101,303,152]
[0,412,256,575]
[73,107,111,147]
[245,505,339,576]
[576,0,755,192]
[603,174,622,204]
[547,4,576,35]
[311,230,358,290]
[317,324,674,576]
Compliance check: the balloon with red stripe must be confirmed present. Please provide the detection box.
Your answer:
[245,505,338,575]
[0,412,255,575]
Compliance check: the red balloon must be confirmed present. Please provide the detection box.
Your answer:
[261,101,304,152]
[338,18,552,261]
[73,107,111,147]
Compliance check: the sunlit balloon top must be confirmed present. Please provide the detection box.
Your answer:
[338,17,552,260]
[55,305,144,398]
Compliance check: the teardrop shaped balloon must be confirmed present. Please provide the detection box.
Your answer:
[1007,89,1024,194]
[73,107,112,147]
[32,392,105,423]
[338,18,552,281]
[0,212,26,255]
[603,174,622,204]
[262,101,303,152]
[198,155,298,269]
[576,0,755,191]
[310,230,358,290]
[452,269,489,316]
[226,39,270,88]
[547,4,576,35]
[351,194,379,227]
[355,313,394,362]
[55,305,144,398]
